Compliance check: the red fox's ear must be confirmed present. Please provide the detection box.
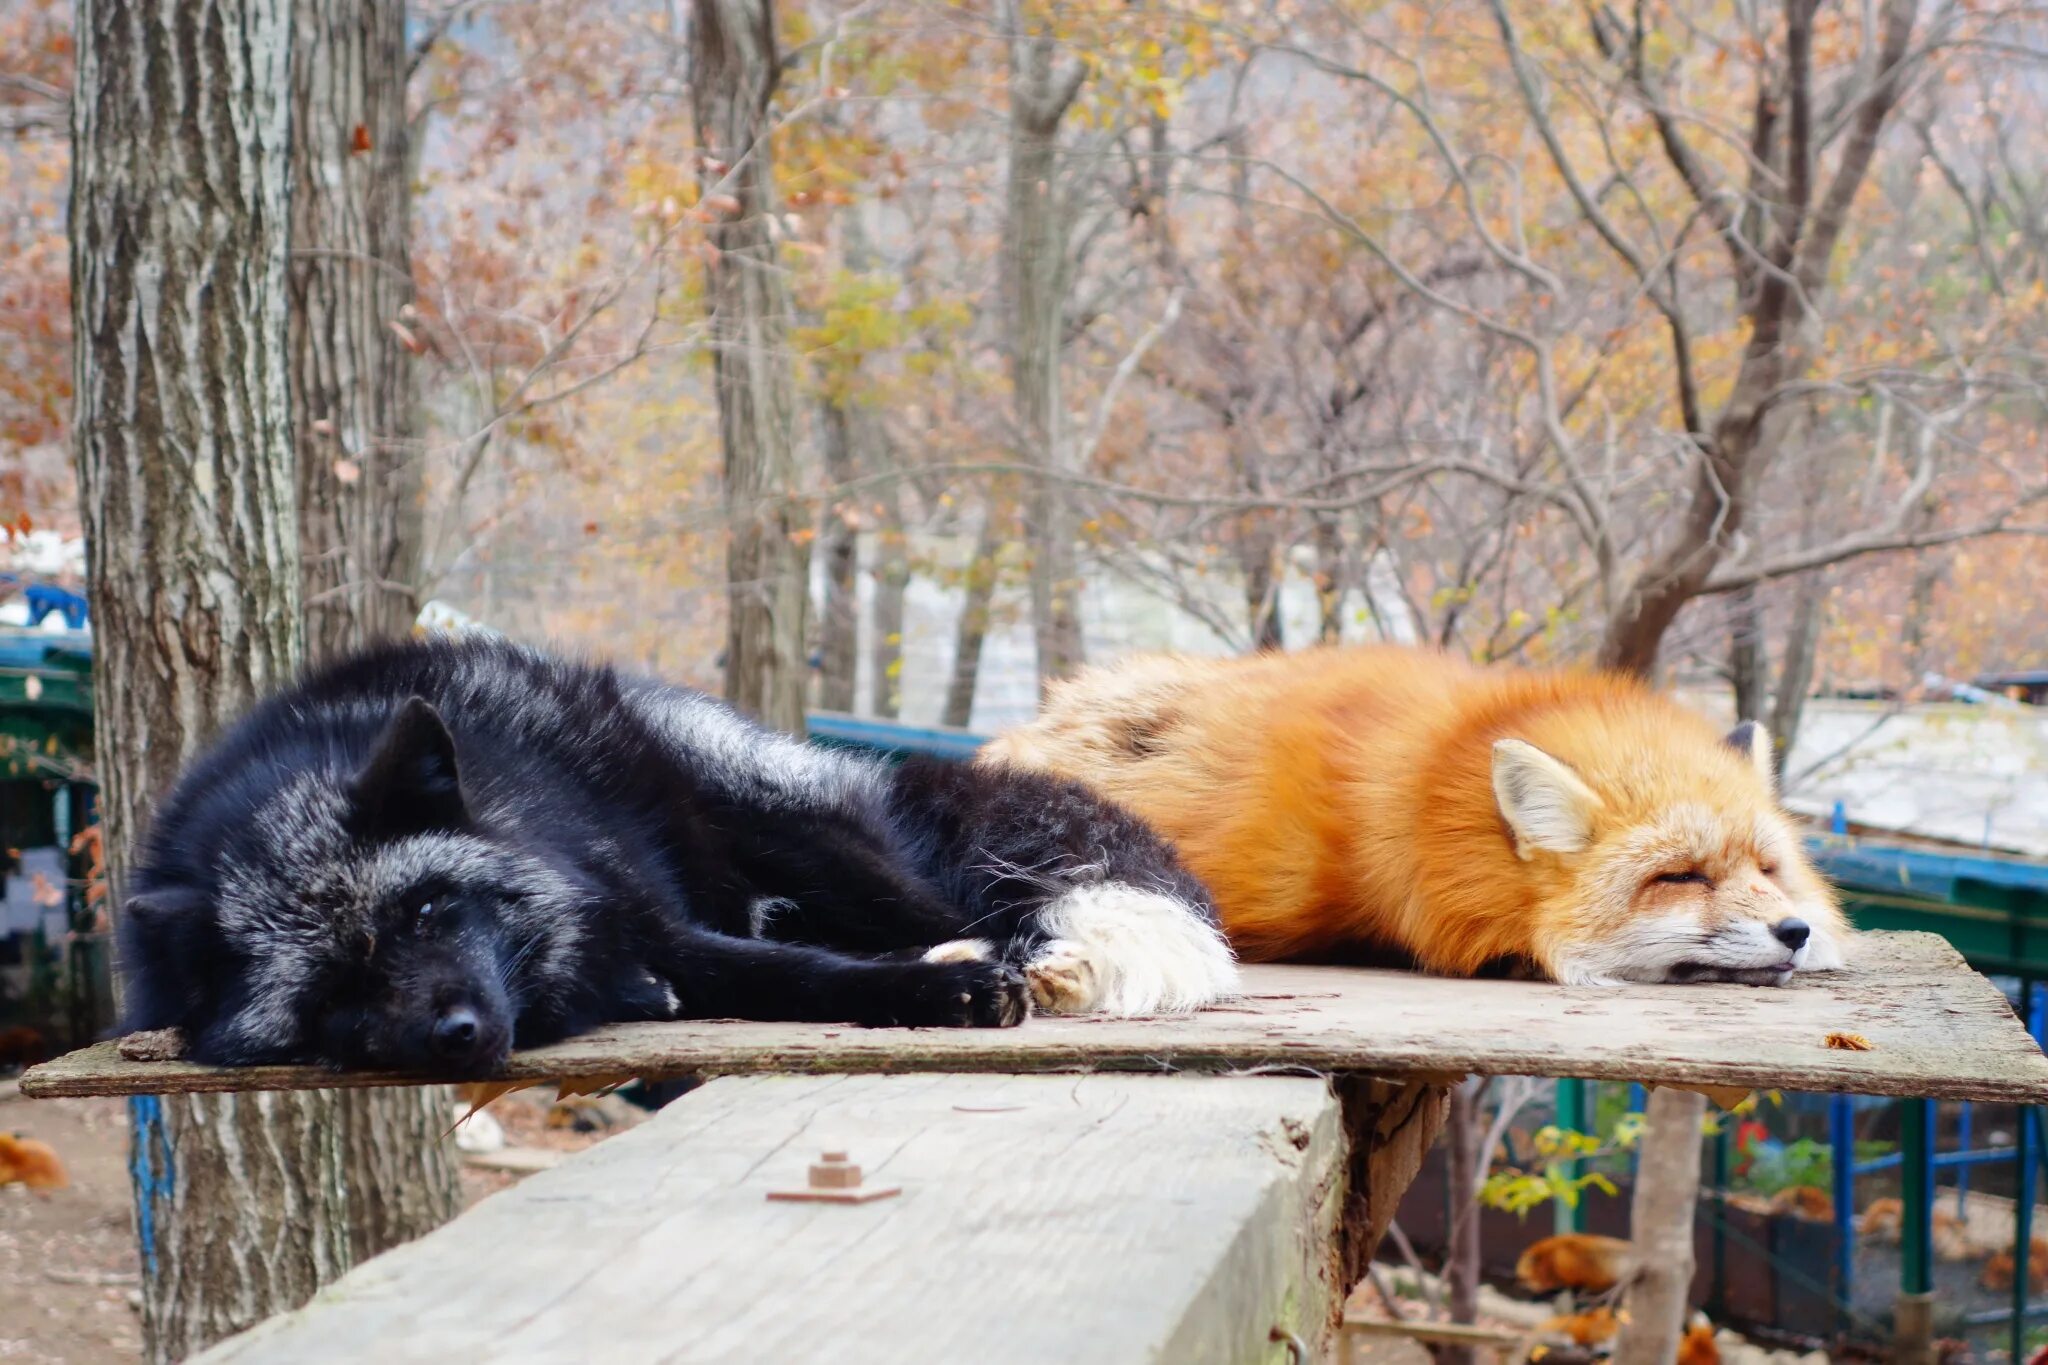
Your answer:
[1724,720,1775,795]
[1492,739,1602,859]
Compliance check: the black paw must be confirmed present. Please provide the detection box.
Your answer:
[859,960,1031,1029]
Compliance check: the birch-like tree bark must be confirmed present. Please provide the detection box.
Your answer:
[71,4,346,1357]
[693,0,810,734]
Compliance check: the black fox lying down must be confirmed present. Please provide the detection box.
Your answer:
[119,638,1237,1073]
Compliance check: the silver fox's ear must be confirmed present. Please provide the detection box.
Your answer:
[347,696,467,837]
[1724,720,1775,794]
[1492,739,1602,859]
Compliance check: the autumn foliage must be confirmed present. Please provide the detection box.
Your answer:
[3,0,2044,713]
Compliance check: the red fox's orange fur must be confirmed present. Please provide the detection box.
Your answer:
[1980,1241,2048,1294]
[1516,1233,1638,1295]
[983,646,1848,984]
[1678,1315,1721,1365]
[1540,1306,1620,1347]
[0,1132,69,1191]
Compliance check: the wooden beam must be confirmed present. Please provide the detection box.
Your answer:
[191,1074,1356,1364]
[24,934,2047,1103]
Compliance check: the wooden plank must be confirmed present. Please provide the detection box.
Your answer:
[25,932,2048,1103]
[193,1074,1348,1365]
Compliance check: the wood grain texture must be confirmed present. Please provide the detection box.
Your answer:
[193,1074,1346,1365]
[27,933,2048,1103]
[1334,1077,1450,1308]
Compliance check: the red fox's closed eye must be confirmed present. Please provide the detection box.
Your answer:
[1654,870,1710,886]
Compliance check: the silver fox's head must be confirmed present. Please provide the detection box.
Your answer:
[124,697,586,1073]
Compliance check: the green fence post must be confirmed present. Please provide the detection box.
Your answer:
[1555,1078,1590,1234]
[1897,1099,1936,1365]
[1711,1120,1729,1319]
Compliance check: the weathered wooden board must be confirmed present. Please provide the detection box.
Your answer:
[26,932,2048,1103]
[194,1074,1347,1365]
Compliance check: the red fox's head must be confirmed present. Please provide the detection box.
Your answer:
[1491,715,1847,986]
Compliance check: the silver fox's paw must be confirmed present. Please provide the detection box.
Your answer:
[1029,883,1239,1015]
[879,960,1030,1029]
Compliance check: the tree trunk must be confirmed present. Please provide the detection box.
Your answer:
[334,1082,460,1265]
[816,398,860,713]
[1240,533,1283,651]
[71,5,338,1357]
[811,199,892,717]
[290,0,461,1264]
[1314,513,1347,644]
[290,0,424,658]
[942,513,1003,729]
[1436,1081,1485,1365]
[1728,585,1767,723]
[870,503,909,720]
[1900,553,1944,684]
[1004,15,1084,692]
[1767,573,1830,783]
[1612,1088,1706,1365]
[694,0,810,735]
[126,1091,349,1361]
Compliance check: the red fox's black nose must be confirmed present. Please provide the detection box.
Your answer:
[432,1006,480,1057]
[1772,918,1811,951]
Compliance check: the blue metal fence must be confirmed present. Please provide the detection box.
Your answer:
[1830,984,2048,1359]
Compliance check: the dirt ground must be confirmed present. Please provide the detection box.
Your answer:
[0,1080,644,1365]
[0,1087,142,1365]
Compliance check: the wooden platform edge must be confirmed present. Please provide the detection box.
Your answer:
[25,935,2048,1105]
[25,1037,2048,1104]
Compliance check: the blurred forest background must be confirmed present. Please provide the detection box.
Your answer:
[5,0,2047,742]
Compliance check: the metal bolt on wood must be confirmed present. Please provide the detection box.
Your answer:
[767,1150,901,1205]
[810,1152,860,1188]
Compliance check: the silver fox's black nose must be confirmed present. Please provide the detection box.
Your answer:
[1772,918,1811,951]
[432,1006,480,1058]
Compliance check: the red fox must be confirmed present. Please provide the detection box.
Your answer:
[1768,1185,1835,1221]
[1980,1240,2048,1294]
[1540,1305,1619,1346]
[1517,1233,1638,1295]
[1678,1314,1721,1365]
[982,646,1848,983]
[0,1132,69,1191]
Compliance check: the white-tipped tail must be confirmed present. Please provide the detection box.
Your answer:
[1025,882,1238,1015]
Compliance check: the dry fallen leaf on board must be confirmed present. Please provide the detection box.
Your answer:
[1825,1031,1875,1051]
